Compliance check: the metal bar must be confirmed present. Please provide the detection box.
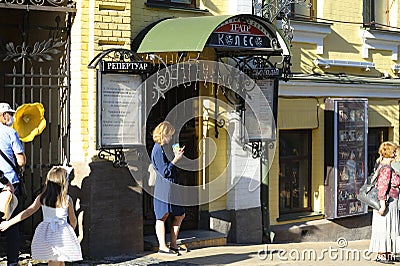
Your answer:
[66,13,71,162]
[29,66,34,177]
[5,74,67,78]
[0,3,77,13]
[12,66,16,107]
[57,69,61,163]
[48,67,52,165]
[4,84,67,89]
[39,66,43,189]
[1,7,72,238]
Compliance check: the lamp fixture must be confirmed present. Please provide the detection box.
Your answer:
[314,58,375,71]
[392,64,400,74]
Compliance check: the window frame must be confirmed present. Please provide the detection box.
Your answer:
[363,0,390,29]
[278,129,312,214]
[146,0,196,9]
[287,0,315,21]
[367,127,389,175]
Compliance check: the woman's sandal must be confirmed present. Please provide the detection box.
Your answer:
[158,249,177,255]
[376,255,394,264]
[170,246,188,253]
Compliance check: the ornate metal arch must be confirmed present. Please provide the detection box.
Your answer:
[88,48,143,69]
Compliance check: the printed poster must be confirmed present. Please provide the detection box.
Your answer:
[335,100,368,217]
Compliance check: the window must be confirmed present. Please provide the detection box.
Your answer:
[147,0,196,9]
[367,127,388,174]
[363,0,393,29]
[287,0,315,21]
[279,130,312,214]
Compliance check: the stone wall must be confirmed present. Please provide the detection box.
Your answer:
[70,161,143,258]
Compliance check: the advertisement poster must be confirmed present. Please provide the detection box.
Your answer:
[335,100,368,217]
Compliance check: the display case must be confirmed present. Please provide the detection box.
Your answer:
[324,98,368,219]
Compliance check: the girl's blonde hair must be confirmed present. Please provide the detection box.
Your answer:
[152,121,175,144]
[378,141,397,159]
[40,166,68,208]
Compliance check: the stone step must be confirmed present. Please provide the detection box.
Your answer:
[144,229,227,251]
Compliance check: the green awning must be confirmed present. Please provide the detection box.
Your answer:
[137,15,232,53]
[136,15,290,56]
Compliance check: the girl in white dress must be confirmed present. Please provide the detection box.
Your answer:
[0,166,82,266]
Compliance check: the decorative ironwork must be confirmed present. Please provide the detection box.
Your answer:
[243,141,263,159]
[0,16,66,63]
[1,10,72,237]
[0,0,73,7]
[253,0,311,46]
[1,40,65,63]
[88,48,143,69]
[219,55,291,83]
[243,141,275,159]
[203,102,227,138]
[98,149,127,168]
[88,48,147,164]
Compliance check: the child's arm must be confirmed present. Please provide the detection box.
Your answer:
[67,196,77,230]
[0,195,41,231]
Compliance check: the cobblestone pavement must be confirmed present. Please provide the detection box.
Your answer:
[1,256,197,266]
[0,239,389,266]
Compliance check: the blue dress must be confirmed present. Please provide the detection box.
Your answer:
[151,143,185,219]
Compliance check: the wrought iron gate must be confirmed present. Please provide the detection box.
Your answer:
[0,8,73,237]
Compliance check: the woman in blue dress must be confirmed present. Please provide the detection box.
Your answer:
[151,121,185,254]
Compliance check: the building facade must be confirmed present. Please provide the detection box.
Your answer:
[270,0,400,241]
[0,0,399,259]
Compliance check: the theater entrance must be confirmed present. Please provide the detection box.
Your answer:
[143,83,199,234]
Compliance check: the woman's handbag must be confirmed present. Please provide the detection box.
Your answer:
[357,165,390,210]
[148,163,156,187]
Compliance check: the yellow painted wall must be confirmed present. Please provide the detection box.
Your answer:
[197,81,229,212]
[292,0,400,77]
[369,99,399,141]
[281,0,400,224]
[74,0,216,160]
[270,97,325,225]
[201,0,233,15]
[206,124,228,212]
[131,0,210,40]
[73,0,400,227]
[270,97,399,225]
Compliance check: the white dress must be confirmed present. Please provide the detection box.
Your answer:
[31,195,82,262]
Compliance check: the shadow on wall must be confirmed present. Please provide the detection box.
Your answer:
[69,160,144,259]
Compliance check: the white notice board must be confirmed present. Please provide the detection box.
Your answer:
[97,73,143,148]
[243,79,276,141]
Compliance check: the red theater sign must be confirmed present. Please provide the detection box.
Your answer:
[207,18,274,49]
